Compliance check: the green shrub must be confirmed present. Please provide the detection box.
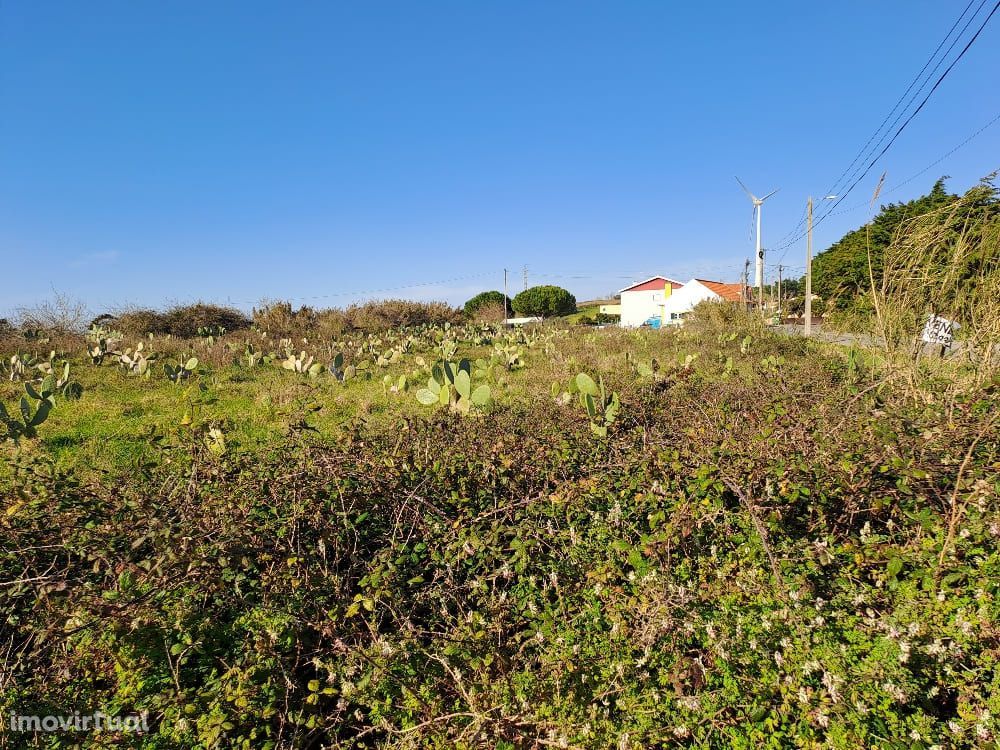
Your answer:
[463,290,511,317]
[684,299,763,332]
[512,285,576,317]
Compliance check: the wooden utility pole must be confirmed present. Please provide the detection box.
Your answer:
[805,197,814,336]
[742,259,750,311]
[777,265,783,322]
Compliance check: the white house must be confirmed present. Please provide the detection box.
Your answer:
[618,276,683,327]
[662,279,746,325]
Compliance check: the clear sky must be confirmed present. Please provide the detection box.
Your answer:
[2,1,998,315]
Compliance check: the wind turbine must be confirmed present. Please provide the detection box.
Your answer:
[735,177,779,302]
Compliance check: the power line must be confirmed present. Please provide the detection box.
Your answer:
[774,108,1000,260]
[229,271,501,307]
[773,99,1000,261]
[807,0,1000,236]
[821,0,985,201]
[771,3,999,261]
[771,0,981,254]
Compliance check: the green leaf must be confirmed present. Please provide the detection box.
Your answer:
[576,373,599,396]
[30,399,51,427]
[471,385,492,407]
[185,357,199,370]
[455,369,471,400]
[415,388,438,406]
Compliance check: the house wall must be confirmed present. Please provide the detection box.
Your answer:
[661,280,721,324]
[620,289,667,327]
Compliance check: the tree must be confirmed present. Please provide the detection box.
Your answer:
[512,285,577,317]
[463,291,511,317]
[810,179,956,309]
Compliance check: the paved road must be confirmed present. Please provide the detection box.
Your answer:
[774,324,880,348]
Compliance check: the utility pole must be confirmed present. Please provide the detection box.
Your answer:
[805,197,814,336]
[503,268,510,321]
[756,224,765,314]
[777,265,783,322]
[742,259,750,311]
[803,194,836,335]
[522,265,528,292]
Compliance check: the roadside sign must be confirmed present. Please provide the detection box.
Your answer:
[921,314,959,348]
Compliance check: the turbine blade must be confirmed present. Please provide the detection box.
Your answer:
[760,188,780,202]
[735,176,757,201]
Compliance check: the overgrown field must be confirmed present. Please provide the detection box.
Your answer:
[1,310,998,748]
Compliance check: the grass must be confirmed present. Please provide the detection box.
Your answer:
[1,325,669,482]
[561,305,600,325]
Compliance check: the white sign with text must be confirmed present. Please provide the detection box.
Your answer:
[921,314,959,347]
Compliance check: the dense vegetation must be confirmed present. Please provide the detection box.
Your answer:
[810,177,999,322]
[1,297,998,748]
[463,291,511,318]
[511,286,577,318]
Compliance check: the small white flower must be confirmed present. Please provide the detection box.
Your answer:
[898,641,911,663]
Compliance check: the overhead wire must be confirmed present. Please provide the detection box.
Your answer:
[772,0,984,251]
[802,0,1000,241]
[768,1,999,268]
[821,0,985,201]
[771,107,1000,270]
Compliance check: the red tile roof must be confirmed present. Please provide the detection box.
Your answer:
[619,276,684,293]
[695,279,746,302]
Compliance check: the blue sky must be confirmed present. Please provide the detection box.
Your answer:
[2,1,998,315]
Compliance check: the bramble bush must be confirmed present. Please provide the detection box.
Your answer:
[1,316,997,748]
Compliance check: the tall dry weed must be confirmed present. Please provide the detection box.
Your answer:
[870,180,1000,393]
